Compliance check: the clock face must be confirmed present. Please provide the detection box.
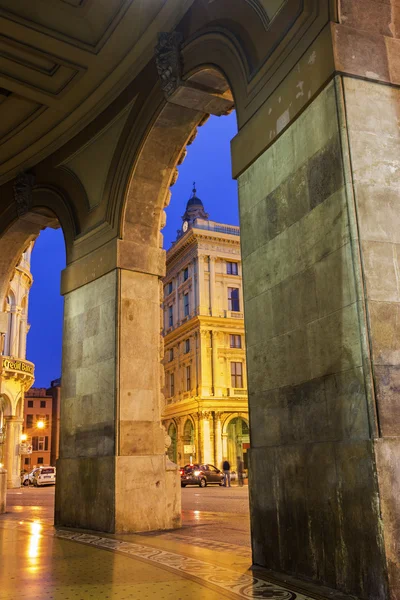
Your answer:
[182,220,188,232]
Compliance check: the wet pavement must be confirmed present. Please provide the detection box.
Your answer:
[0,485,352,599]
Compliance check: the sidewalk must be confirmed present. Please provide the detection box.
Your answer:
[0,488,354,600]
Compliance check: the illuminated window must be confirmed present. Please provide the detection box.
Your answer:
[227,262,238,275]
[230,334,241,348]
[228,288,240,312]
[186,366,191,391]
[231,362,243,388]
[184,293,189,317]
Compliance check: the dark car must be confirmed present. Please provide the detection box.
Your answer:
[180,464,224,488]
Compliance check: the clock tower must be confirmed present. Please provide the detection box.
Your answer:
[178,183,209,238]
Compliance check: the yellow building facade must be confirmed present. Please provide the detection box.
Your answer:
[162,190,249,472]
[0,245,35,491]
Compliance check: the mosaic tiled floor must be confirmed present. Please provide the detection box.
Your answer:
[53,529,314,599]
[0,512,348,600]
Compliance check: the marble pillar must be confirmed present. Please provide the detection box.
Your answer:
[56,268,181,533]
[4,416,22,488]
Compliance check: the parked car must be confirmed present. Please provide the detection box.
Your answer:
[32,466,56,487]
[21,468,40,486]
[180,464,224,488]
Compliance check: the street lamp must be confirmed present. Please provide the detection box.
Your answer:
[36,420,45,430]
[21,433,27,442]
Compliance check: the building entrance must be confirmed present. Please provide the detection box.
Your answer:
[226,417,249,472]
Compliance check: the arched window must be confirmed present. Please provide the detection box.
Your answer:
[167,423,177,463]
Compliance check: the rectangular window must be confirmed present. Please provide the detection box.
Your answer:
[185,339,190,354]
[168,306,173,327]
[230,334,242,348]
[45,436,49,451]
[27,400,33,408]
[227,261,238,275]
[24,458,30,465]
[169,348,174,362]
[184,293,189,317]
[231,362,243,388]
[37,457,44,464]
[183,267,189,281]
[26,414,33,429]
[38,436,45,451]
[40,400,46,408]
[186,366,191,391]
[170,373,175,397]
[168,281,173,294]
[228,288,240,312]
[32,436,38,451]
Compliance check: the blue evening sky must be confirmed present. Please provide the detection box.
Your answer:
[26,112,238,386]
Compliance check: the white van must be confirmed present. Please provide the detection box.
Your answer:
[32,466,56,487]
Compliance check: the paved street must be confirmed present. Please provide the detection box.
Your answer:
[1,485,349,599]
[5,483,251,550]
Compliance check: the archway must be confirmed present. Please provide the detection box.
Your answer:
[167,422,177,463]
[182,418,195,465]
[224,415,250,472]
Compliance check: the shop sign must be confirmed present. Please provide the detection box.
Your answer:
[184,445,195,454]
[2,358,34,375]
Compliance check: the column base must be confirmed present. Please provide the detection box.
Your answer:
[6,475,21,489]
[55,454,181,533]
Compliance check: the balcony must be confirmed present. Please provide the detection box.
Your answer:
[225,311,244,319]
[0,356,35,389]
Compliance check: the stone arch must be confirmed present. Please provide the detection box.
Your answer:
[221,412,249,435]
[0,394,12,419]
[117,30,246,251]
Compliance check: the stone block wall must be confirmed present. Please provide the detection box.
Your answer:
[239,78,389,598]
[56,270,117,531]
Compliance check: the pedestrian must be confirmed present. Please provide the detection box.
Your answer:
[237,456,244,487]
[222,459,231,487]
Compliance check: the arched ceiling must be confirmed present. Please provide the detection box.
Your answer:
[0,0,194,186]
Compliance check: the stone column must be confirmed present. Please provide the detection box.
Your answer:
[175,280,179,326]
[4,416,23,488]
[197,255,207,315]
[222,432,228,462]
[237,72,400,599]
[56,247,180,533]
[209,256,216,316]
[202,412,212,464]
[211,330,221,396]
[8,308,18,357]
[190,264,195,316]
[199,330,211,396]
[214,413,223,469]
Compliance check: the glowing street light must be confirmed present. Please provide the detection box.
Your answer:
[21,433,27,442]
[36,420,45,430]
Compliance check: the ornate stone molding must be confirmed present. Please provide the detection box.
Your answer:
[155,32,183,99]
[13,171,35,216]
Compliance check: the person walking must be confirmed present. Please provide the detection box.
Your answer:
[237,456,244,487]
[222,459,231,487]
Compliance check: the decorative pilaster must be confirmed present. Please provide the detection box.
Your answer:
[201,411,212,464]
[214,412,223,469]
[4,416,23,488]
[209,256,216,316]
